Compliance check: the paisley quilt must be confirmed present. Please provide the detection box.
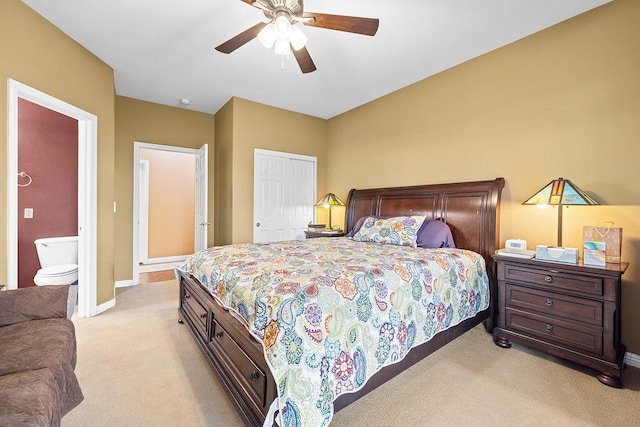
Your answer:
[178,237,490,427]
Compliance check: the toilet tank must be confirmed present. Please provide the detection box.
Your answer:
[34,236,78,268]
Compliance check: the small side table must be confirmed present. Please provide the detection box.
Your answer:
[492,254,628,387]
[304,230,345,239]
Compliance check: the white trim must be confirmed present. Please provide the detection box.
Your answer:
[133,142,204,286]
[115,280,134,288]
[138,159,150,264]
[7,79,98,318]
[95,297,116,315]
[146,255,188,264]
[254,147,317,163]
[625,351,640,369]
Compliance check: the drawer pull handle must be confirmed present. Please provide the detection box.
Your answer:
[249,371,258,381]
[544,276,553,283]
[545,324,553,332]
[199,313,207,320]
[545,299,553,307]
[215,331,223,338]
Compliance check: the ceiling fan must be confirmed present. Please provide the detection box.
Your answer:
[215,0,379,73]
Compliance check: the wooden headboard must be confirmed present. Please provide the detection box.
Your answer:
[344,178,505,297]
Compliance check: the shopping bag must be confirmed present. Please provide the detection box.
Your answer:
[583,222,622,264]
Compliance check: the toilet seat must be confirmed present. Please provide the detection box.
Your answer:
[34,264,78,286]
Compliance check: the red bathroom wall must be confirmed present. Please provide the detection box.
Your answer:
[18,99,78,288]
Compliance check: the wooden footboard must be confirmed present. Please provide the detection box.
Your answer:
[177,178,505,426]
[178,271,277,426]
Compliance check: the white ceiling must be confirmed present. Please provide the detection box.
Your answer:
[22,0,610,119]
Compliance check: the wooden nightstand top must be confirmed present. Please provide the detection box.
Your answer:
[492,253,628,276]
[304,230,345,238]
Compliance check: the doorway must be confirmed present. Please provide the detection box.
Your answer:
[132,142,208,285]
[7,79,98,318]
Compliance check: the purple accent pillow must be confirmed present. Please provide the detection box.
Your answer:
[416,220,456,249]
[346,215,389,237]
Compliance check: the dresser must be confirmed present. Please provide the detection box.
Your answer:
[492,254,629,387]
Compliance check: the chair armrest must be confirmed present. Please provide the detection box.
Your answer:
[0,285,72,327]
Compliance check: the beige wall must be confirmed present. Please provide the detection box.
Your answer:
[215,97,328,245]
[0,0,116,304]
[326,0,640,353]
[114,96,215,281]
[214,100,234,246]
[140,149,195,258]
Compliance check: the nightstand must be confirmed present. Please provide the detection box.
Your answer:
[492,254,629,388]
[304,230,345,239]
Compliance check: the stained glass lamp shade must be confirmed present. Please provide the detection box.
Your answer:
[314,193,345,230]
[523,178,598,247]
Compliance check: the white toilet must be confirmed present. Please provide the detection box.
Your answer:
[34,236,78,286]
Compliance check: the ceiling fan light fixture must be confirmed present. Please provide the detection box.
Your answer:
[289,25,307,50]
[257,23,276,48]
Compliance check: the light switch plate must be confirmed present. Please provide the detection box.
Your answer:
[24,208,33,219]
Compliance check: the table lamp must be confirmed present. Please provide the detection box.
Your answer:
[522,177,598,247]
[314,193,345,230]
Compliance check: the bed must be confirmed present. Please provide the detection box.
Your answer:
[176,177,504,426]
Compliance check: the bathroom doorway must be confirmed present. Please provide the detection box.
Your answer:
[7,79,98,318]
[16,99,78,288]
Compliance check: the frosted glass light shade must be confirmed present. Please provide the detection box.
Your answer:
[258,23,276,48]
[274,15,291,39]
[290,26,307,51]
[274,38,290,56]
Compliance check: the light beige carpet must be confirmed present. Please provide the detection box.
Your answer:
[63,280,640,427]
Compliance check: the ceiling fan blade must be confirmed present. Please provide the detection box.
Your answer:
[292,45,317,74]
[215,22,267,54]
[302,12,379,36]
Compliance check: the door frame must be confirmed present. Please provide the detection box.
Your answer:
[138,159,150,264]
[132,142,206,285]
[7,79,98,318]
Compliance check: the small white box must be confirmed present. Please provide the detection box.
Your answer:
[535,245,579,264]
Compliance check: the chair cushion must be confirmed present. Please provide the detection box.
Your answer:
[0,319,83,415]
[0,368,63,427]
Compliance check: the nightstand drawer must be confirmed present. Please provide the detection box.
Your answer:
[505,309,603,356]
[505,285,603,326]
[503,264,603,296]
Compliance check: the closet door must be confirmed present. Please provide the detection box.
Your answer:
[253,150,316,243]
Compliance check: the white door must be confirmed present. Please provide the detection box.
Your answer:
[138,160,149,264]
[195,144,208,252]
[253,150,316,243]
[289,158,315,237]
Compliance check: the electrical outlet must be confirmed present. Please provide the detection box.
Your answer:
[24,208,33,219]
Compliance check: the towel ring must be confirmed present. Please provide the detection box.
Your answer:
[17,172,32,187]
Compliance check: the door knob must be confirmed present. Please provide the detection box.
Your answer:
[256,223,260,227]
[200,222,210,226]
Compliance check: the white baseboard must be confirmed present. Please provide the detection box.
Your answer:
[95,297,115,316]
[115,280,134,288]
[145,255,188,265]
[625,351,640,369]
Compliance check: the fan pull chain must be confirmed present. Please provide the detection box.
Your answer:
[280,51,291,71]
